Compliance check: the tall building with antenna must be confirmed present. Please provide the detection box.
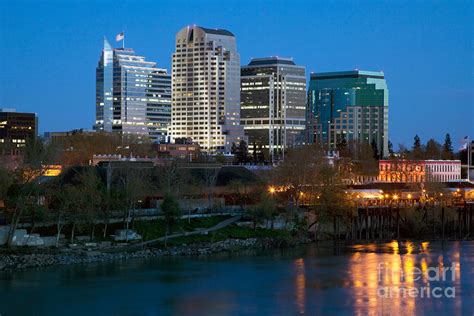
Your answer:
[95,38,171,142]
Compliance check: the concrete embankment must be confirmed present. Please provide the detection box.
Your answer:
[0,237,309,272]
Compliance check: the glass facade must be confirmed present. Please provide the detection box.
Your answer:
[241,57,306,161]
[95,38,171,142]
[307,70,388,157]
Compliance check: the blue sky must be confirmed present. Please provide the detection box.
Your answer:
[0,0,472,148]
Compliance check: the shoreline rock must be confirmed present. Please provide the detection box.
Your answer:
[0,237,311,272]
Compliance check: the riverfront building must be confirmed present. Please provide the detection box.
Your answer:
[378,160,462,183]
[169,25,245,153]
[241,57,306,161]
[307,70,388,157]
[95,38,171,142]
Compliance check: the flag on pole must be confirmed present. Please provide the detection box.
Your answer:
[116,32,124,42]
[459,136,469,151]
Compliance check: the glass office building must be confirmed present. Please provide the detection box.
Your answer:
[241,57,306,162]
[95,38,171,142]
[307,70,388,157]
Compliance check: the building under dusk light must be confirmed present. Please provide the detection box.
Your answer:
[0,108,37,156]
[169,25,245,153]
[378,160,462,183]
[94,38,171,142]
[307,70,389,157]
[240,57,306,162]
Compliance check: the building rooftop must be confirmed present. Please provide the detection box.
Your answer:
[246,57,296,67]
[379,159,461,163]
[198,26,234,37]
[310,70,385,80]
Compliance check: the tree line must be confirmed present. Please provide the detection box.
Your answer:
[397,133,456,160]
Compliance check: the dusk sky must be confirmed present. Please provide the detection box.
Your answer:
[1,0,472,148]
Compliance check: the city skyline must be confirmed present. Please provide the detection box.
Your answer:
[0,0,472,147]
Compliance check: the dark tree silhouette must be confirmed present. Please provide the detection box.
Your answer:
[442,133,454,159]
[371,139,379,160]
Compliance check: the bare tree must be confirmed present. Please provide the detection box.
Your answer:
[116,165,152,241]
[272,144,353,239]
[203,165,220,212]
[272,144,326,207]
[5,137,53,247]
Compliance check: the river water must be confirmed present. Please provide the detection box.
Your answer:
[1,241,473,315]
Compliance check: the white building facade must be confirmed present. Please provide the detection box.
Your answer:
[378,159,462,183]
[169,26,245,153]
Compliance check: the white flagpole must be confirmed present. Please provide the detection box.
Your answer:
[468,136,471,181]
[122,31,125,49]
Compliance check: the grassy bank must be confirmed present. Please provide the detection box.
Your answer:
[166,225,291,245]
[134,215,231,241]
[134,215,291,246]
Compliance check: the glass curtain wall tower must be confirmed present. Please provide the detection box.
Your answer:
[95,38,171,142]
[241,57,306,162]
[307,70,388,157]
[169,25,245,153]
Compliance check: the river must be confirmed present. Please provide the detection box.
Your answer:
[1,241,473,315]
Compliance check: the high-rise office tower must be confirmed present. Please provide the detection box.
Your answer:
[169,25,244,153]
[95,38,171,142]
[307,70,388,157]
[241,57,306,161]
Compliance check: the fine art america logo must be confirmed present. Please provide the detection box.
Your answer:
[377,262,457,299]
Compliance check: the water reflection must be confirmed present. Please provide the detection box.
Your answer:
[347,240,466,315]
[0,241,471,316]
[452,241,462,313]
[294,258,305,314]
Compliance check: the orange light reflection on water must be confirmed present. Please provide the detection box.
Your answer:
[348,242,422,315]
[294,258,305,314]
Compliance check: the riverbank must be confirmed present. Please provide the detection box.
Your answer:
[0,236,310,272]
